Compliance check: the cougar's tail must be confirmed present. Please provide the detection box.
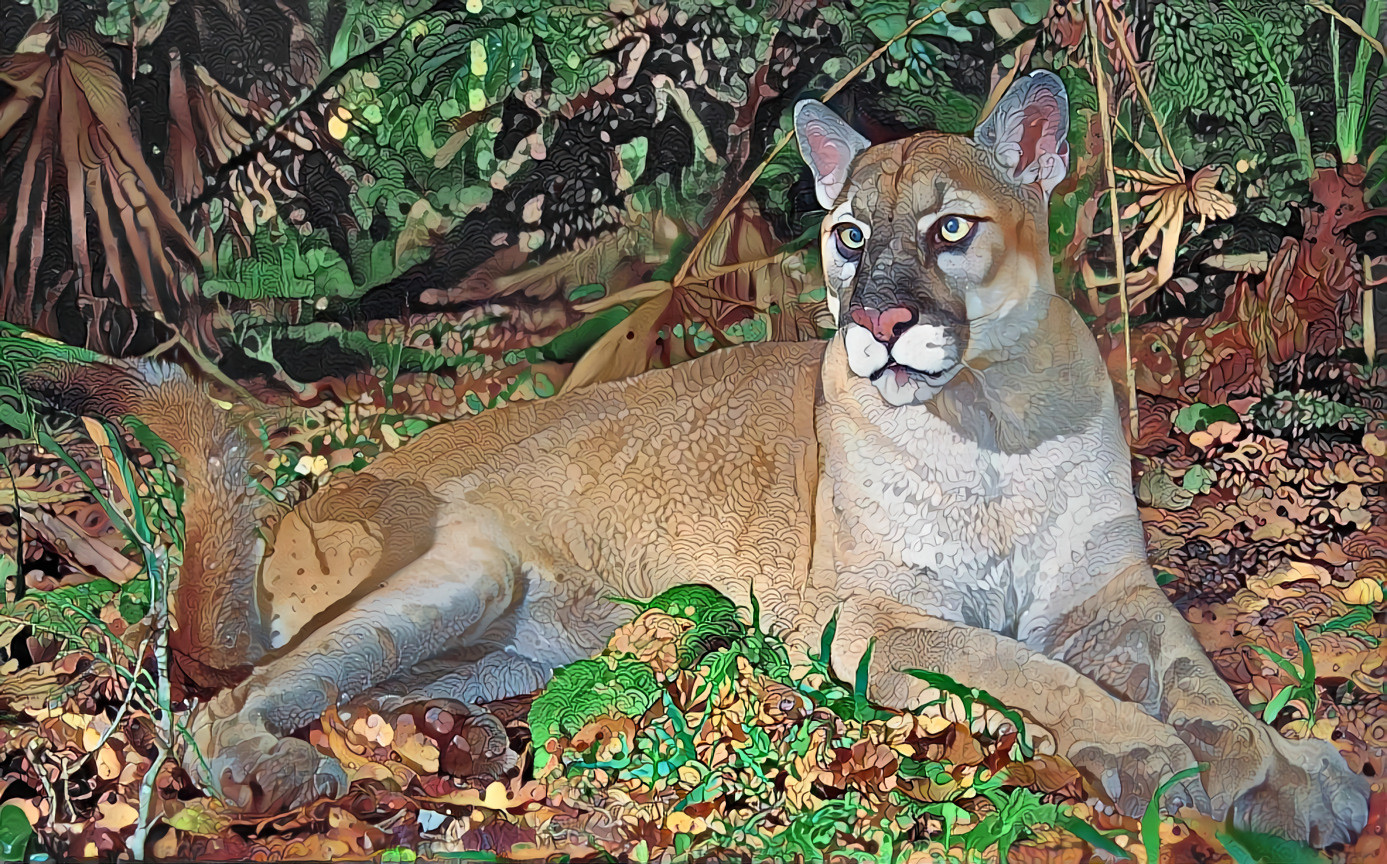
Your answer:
[19,356,271,694]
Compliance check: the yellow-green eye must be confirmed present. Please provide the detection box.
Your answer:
[834,222,866,253]
[937,216,973,243]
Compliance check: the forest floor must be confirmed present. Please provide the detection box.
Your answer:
[0,291,1385,862]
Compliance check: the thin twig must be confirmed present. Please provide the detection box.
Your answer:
[672,4,952,288]
[25,741,56,829]
[1,451,21,604]
[149,312,269,410]
[65,632,153,780]
[1365,253,1378,367]
[1085,0,1138,440]
[1098,0,1185,181]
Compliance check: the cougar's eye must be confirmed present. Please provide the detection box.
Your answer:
[833,222,866,258]
[937,215,974,244]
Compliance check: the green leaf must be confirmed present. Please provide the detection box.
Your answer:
[538,306,633,363]
[1181,464,1214,493]
[1216,822,1325,864]
[1055,812,1129,859]
[566,283,606,303]
[1250,643,1302,679]
[1174,402,1239,433]
[0,803,31,862]
[819,606,841,664]
[1141,763,1207,864]
[1292,623,1315,684]
[855,637,875,697]
[1261,685,1294,724]
[1317,606,1372,633]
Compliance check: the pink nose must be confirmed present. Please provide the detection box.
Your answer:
[850,306,915,343]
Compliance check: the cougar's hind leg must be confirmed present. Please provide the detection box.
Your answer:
[186,511,521,814]
[1046,564,1369,847]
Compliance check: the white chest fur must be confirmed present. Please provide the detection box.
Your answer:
[817,341,1149,645]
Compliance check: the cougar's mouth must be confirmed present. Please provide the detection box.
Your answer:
[870,362,955,386]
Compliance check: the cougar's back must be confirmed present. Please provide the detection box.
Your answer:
[258,339,827,652]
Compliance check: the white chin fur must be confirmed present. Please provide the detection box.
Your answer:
[875,371,931,406]
[844,324,888,377]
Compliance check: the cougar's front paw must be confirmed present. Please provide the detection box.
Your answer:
[1231,736,1369,848]
[186,707,348,814]
[1070,731,1209,820]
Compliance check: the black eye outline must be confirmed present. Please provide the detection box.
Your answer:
[935,215,976,245]
[832,222,866,260]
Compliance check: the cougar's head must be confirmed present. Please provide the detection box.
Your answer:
[796,71,1069,407]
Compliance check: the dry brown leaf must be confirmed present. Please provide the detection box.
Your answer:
[1118,164,1236,290]
[560,288,673,393]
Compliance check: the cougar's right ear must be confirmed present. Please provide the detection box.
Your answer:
[795,101,870,209]
[973,70,1070,197]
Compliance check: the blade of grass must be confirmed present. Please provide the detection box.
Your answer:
[1141,763,1208,864]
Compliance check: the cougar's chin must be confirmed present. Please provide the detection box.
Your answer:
[842,323,960,406]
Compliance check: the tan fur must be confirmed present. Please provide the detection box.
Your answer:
[39,87,1367,845]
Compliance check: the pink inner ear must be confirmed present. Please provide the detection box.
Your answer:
[1017,95,1062,174]
[804,119,850,187]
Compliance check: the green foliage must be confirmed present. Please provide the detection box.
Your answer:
[1147,0,1326,222]
[963,787,1065,862]
[0,804,31,864]
[1173,402,1240,434]
[1247,391,1374,433]
[905,668,1032,759]
[0,323,101,444]
[1317,606,1378,646]
[1331,0,1384,164]
[1180,464,1214,494]
[1251,624,1319,724]
[0,578,145,661]
[797,606,894,725]
[528,657,660,766]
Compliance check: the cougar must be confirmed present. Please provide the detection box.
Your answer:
[23,71,1368,846]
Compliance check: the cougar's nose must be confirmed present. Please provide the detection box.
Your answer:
[851,306,917,344]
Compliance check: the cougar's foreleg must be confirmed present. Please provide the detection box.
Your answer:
[186,510,521,813]
[843,601,1209,821]
[1046,564,1369,847]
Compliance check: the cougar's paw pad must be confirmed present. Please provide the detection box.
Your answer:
[1071,736,1209,820]
[213,735,348,814]
[1233,737,1370,848]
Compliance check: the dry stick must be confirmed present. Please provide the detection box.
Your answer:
[672,4,953,288]
[1,452,20,604]
[1366,254,1378,367]
[1099,0,1185,182]
[1085,0,1137,440]
[1309,0,1387,61]
[25,741,56,829]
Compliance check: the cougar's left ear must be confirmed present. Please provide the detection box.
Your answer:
[974,70,1069,197]
[795,101,870,209]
